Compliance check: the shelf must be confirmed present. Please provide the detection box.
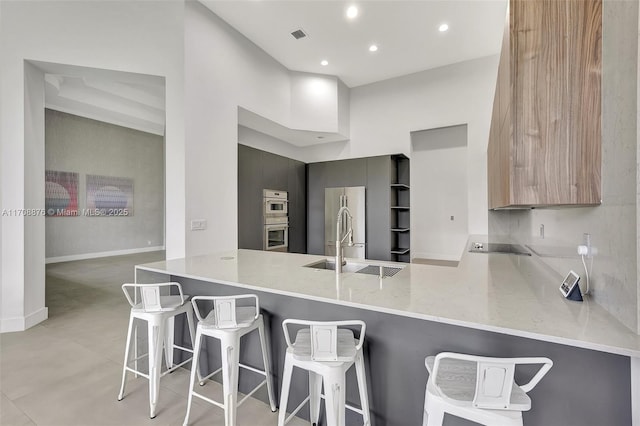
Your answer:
[390,154,410,262]
[391,183,410,190]
[391,247,410,255]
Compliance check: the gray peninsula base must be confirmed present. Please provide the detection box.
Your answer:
[161,276,631,426]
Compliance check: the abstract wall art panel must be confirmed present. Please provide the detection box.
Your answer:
[86,175,134,216]
[45,170,79,216]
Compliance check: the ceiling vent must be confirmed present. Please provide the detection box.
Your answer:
[290,29,307,40]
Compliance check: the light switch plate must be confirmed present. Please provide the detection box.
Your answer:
[190,219,207,231]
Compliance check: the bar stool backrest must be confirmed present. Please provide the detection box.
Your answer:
[282,319,366,361]
[310,324,338,361]
[121,282,185,312]
[473,361,515,409]
[431,352,553,410]
[214,298,238,328]
[191,294,260,329]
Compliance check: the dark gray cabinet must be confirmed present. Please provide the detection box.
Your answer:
[237,145,263,250]
[237,144,306,253]
[307,155,393,261]
[287,159,306,254]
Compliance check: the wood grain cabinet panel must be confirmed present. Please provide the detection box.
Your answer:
[487,0,602,209]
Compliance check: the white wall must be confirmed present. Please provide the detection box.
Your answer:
[23,62,46,327]
[238,126,307,163]
[307,56,499,238]
[0,1,185,332]
[184,2,295,256]
[411,125,469,260]
[290,72,338,132]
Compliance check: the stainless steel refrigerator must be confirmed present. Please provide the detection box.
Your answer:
[324,186,366,259]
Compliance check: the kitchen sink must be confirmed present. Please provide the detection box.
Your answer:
[304,260,364,273]
[304,260,404,277]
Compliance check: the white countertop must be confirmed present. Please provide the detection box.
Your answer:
[136,249,640,357]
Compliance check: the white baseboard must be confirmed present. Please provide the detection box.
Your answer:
[1,307,48,333]
[45,246,165,264]
[412,251,460,262]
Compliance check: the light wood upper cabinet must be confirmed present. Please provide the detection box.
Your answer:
[488,0,602,209]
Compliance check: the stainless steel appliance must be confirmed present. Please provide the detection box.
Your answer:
[263,189,288,252]
[264,219,288,251]
[468,242,531,256]
[263,189,288,217]
[325,186,365,259]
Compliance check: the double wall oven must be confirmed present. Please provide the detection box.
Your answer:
[263,189,288,252]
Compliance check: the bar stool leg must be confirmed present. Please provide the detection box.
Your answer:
[277,357,294,426]
[184,305,201,382]
[220,334,241,426]
[425,407,445,426]
[164,317,174,370]
[308,371,323,426]
[148,318,165,419]
[118,314,135,401]
[354,350,371,425]
[183,328,203,426]
[323,371,346,426]
[257,317,277,412]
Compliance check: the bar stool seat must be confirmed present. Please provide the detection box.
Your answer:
[183,294,276,426]
[117,282,197,419]
[278,320,371,426]
[423,352,553,426]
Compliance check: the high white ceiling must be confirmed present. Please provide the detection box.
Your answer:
[38,61,165,136]
[201,0,508,88]
[45,73,165,136]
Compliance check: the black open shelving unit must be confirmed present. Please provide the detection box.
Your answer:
[390,154,410,262]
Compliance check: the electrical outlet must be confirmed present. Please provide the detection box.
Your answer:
[583,233,592,258]
[190,219,207,231]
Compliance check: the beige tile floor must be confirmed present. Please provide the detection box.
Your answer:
[0,252,306,426]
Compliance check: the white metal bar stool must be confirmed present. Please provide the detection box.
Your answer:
[118,282,197,419]
[423,352,553,426]
[183,294,276,426]
[278,319,371,426]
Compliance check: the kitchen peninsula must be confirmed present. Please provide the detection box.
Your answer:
[136,249,639,426]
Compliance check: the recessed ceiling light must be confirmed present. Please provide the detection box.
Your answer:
[369,44,378,52]
[346,5,358,19]
[321,60,329,66]
[439,23,449,32]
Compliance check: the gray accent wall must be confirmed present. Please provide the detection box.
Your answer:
[307,156,391,261]
[488,0,640,333]
[45,109,164,259]
[237,144,306,253]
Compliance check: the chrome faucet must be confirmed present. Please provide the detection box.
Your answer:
[336,206,354,273]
